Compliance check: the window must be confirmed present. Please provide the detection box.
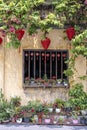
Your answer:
[23,49,68,87]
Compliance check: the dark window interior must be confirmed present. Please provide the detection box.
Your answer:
[23,50,68,84]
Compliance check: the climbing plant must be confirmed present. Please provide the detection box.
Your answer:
[0,0,86,49]
[0,0,87,84]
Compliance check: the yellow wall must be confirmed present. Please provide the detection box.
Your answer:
[0,29,86,105]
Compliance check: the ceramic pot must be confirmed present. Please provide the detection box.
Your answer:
[44,118,51,124]
[48,108,53,113]
[55,108,61,113]
[16,118,22,123]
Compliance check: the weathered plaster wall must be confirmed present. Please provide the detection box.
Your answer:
[0,29,86,105]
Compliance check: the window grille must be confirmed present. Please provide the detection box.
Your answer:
[23,49,68,87]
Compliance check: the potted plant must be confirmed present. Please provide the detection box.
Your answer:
[47,103,53,113]
[56,79,62,85]
[28,100,44,124]
[43,74,49,86]
[29,78,35,85]
[10,96,21,107]
[80,116,87,125]
[44,115,51,124]
[72,111,79,125]
[54,98,65,113]
[63,79,68,87]
[64,101,72,112]
[0,89,10,123]
[25,77,30,84]
[58,116,65,124]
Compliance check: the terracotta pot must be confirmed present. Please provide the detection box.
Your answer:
[15,29,25,40]
[41,37,51,49]
[66,27,75,40]
[0,37,3,44]
[11,117,16,123]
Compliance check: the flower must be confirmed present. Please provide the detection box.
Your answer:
[31,108,35,113]
[9,26,15,33]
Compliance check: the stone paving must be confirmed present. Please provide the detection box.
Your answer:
[0,124,87,130]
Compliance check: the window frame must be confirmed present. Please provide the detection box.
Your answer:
[23,49,69,88]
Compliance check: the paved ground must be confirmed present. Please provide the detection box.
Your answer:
[0,124,87,130]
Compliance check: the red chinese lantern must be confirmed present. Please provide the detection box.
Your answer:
[66,27,75,40]
[0,37,3,44]
[15,29,25,40]
[41,37,51,50]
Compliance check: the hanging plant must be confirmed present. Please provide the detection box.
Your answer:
[66,27,75,40]
[0,37,3,44]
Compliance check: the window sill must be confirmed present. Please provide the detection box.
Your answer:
[23,83,69,89]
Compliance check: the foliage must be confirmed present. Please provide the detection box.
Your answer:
[10,96,21,107]
[68,83,87,110]
[28,100,44,113]
[72,111,78,119]
[0,0,86,49]
[72,30,87,57]
[43,74,48,82]
[54,98,65,108]
[0,89,10,121]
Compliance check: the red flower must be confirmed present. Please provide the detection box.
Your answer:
[31,108,35,112]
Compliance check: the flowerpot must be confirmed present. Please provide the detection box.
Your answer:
[34,115,38,123]
[72,119,79,125]
[63,82,68,87]
[38,118,42,124]
[53,116,58,124]
[44,118,51,124]
[44,82,49,86]
[65,107,72,112]
[11,117,16,123]
[55,108,61,113]
[80,117,86,125]
[23,117,29,123]
[81,110,87,116]
[41,37,51,50]
[16,118,22,123]
[0,37,3,44]
[66,27,75,40]
[15,29,25,40]
[48,108,53,113]
[3,119,10,123]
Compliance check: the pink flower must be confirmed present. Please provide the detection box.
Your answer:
[84,0,87,5]
[9,26,15,33]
